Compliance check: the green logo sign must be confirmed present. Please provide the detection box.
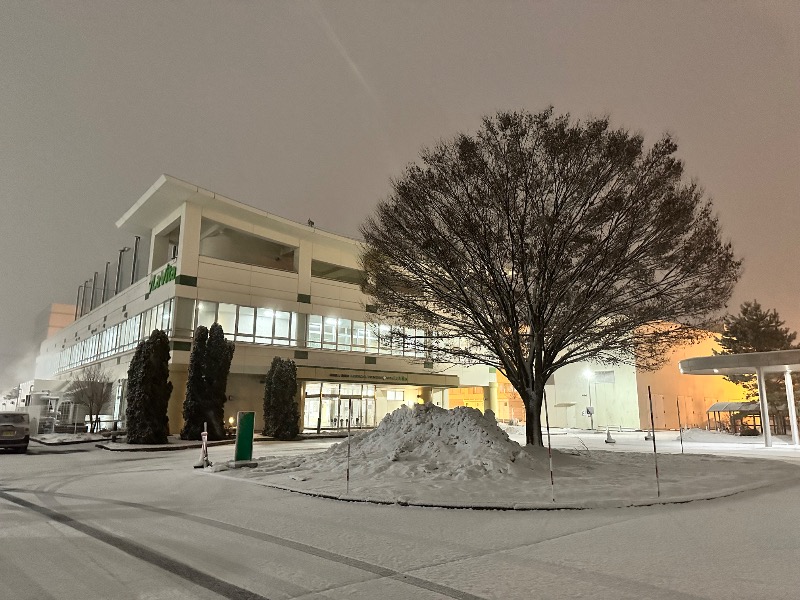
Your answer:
[149,264,177,292]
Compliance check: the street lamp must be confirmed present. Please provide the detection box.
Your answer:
[584,369,595,430]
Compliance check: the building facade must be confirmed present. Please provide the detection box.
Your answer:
[33,175,746,434]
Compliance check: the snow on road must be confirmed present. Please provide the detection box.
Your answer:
[219,404,800,508]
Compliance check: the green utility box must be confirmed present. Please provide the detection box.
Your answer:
[234,411,255,462]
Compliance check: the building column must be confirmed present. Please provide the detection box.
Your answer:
[419,386,432,404]
[177,203,202,279]
[294,240,312,296]
[756,367,772,448]
[485,381,498,416]
[296,381,305,434]
[785,369,799,446]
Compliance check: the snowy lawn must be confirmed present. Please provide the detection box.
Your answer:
[216,404,800,509]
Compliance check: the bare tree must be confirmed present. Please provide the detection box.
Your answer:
[361,108,741,446]
[66,363,114,433]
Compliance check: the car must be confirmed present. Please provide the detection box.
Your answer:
[0,411,30,453]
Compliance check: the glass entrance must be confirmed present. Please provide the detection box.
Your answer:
[303,381,377,432]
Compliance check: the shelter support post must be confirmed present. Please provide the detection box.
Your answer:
[784,369,799,446]
[756,367,772,448]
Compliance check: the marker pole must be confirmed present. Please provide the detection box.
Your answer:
[647,387,661,497]
[543,387,555,503]
[676,397,684,454]
[346,398,352,494]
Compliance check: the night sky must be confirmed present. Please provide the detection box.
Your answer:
[1,1,798,388]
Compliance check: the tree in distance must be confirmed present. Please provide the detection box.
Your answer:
[65,363,113,433]
[180,324,235,441]
[361,108,741,446]
[125,330,173,444]
[262,357,300,440]
[717,300,799,427]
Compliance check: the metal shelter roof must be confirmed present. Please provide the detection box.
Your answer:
[705,401,761,414]
[678,349,800,376]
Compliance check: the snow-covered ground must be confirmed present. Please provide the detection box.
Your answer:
[217,404,800,508]
[32,432,106,444]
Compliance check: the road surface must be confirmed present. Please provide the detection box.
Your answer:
[1,437,798,599]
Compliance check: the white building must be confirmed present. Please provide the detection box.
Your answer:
[33,175,746,434]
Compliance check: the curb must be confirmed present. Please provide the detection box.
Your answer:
[96,438,236,452]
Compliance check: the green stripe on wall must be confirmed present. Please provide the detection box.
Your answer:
[175,275,197,287]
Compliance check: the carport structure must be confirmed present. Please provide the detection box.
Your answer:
[679,349,800,448]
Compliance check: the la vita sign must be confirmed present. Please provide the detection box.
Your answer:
[149,264,177,292]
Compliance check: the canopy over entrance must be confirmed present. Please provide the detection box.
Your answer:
[679,349,800,448]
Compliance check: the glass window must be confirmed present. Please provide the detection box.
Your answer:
[337,319,351,351]
[366,323,379,353]
[378,324,392,355]
[307,315,322,348]
[352,321,366,351]
[237,306,255,341]
[323,317,337,349]
[217,303,236,338]
[274,311,291,343]
[161,299,173,333]
[196,301,217,329]
[255,308,274,342]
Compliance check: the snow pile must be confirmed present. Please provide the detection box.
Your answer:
[310,403,540,480]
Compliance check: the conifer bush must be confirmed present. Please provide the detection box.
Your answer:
[126,330,172,444]
[263,357,299,440]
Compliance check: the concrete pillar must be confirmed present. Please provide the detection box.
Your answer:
[420,386,432,404]
[294,240,312,296]
[485,382,498,416]
[784,369,799,446]
[297,381,305,433]
[177,203,202,279]
[756,367,772,448]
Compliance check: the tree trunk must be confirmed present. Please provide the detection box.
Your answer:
[522,372,548,446]
[524,389,544,446]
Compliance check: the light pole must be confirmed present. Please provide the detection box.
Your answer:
[584,369,595,430]
[115,246,131,294]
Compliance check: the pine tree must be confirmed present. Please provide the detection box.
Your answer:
[263,357,299,440]
[718,300,799,427]
[206,323,235,440]
[181,326,210,440]
[126,330,173,444]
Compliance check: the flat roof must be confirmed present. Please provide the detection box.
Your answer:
[679,349,800,376]
[116,174,361,248]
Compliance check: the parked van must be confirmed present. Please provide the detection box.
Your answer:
[0,412,30,453]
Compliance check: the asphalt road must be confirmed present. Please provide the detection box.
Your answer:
[1,438,799,600]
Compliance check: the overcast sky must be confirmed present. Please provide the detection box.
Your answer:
[1,1,798,389]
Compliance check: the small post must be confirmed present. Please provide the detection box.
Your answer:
[194,422,211,468]
[647,386,661,498]
[676,397,684,454]
[346,398,352,494]
[543,388,555,503]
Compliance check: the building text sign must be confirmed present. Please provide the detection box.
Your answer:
[149,264,177,292]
